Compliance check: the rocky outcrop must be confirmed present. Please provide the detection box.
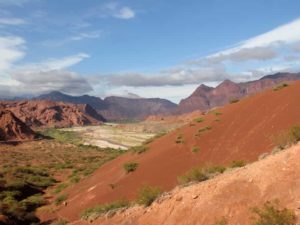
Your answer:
[0,100,105,128]
[0,110,36,141]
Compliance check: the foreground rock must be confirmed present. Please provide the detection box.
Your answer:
[71,144,300,225]
[0,100,105,128]
[0,110,36,141]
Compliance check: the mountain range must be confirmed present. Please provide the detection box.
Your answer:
[35,72,300,120]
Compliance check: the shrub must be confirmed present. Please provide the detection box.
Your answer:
[229,98,240,104]
[53,183,69,194]
[230,160,246,168]
[81,200,129,220]
[214,217,229,225]
[123,162,139,173]
[131,145,148,154]
[191,146,200,153]
[273,125,300,149]
[20,194,46,210]
[251,200,296,225]
[273,83,289,91]
[198,126,212,133]
[194,117,204,123]
[51,219,68,225]
[175,135,184,144]
[54,194,68,206]
[178,168,208,184]
[137,186,162,206]
[178,165,226,184]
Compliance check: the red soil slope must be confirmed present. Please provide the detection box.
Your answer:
[53,81,300,221]
[0,110,36,141]
[0,100,105,128]
[71,144,300,225]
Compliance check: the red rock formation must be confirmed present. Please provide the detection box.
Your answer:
[0,100,105,128]
[0,110,36,141]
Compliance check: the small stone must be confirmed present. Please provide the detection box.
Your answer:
[192,195,198,199]
[176,196,183,201]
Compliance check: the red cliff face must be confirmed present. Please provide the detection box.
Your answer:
[0,110,36,141]
[0,100,105,128]
[175,72,300,114]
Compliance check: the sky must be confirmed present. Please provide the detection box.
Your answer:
[1,0,300,103]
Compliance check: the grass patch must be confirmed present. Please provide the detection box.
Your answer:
[54,194,68,206]
[214,217,229,225]
[123,162,139,173]
[191,146,200,153]
[272,125,300,149]
[52,183,69,194]
[230,160,246,168]
[229,98,240,104]
[41,128,82,145]
[198,126,212,133]
[251,200,296,225]
[131,145,148,154]
[175,134,184,144]
[273,83,289,91]
[81,200,129,220]
[178,165,226,185]
[194,117,204,123]
[137,186,162,206]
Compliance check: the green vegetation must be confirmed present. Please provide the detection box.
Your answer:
[0,166,55,225]
[214,217,229,225]
[273,83,289,91]
[123,162,139,173]
[251,200,296,225]
[194,117,204,123]
[191,146,200,153]
[81,200,129,220]
[137,186,162,206]
[198,126,212,133]
[51,219,69,225]
[41,128,82,145]
[52,183,69,194]
[273,125,300,149]
[230,160,246,168]
[131,145,148,154]
[54,194,68,206]
[178,165,226,185]
[229,98,240,104]
[175,134,184,144]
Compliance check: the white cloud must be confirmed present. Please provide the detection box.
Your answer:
[0,17,26,25]
[102,2,135,19]
[70,30,102,41]
[204,18,300,63]
[17,53,89,71]
[113,6,135,19]
[0,0,34,6]
[0,35,25,72]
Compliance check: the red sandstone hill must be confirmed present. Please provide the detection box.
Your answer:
[0,100,105,128]
[71,144,300,225]
[0,110,36,141]
[175,72,300,114]
[48,79,300,222]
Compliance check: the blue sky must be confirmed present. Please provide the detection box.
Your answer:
[1,0,300,102]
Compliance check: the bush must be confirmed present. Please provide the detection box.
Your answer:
[191,146,200,153]
[229,98,239,104]
[214,217,229,225]
[230,160,246,168]
[178,168,208,184]
[198,126,212,133]
[137,186,162,206]
[273,83,289,91]
[273,125,300,149]
[123,162,139,173]
[175,135,184,144]
[251,200,296,225]
[178,165,226,184]
[81,200,129,220]
[194,117,204,123]
[131,145,148,154]
[54,194,68,206]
